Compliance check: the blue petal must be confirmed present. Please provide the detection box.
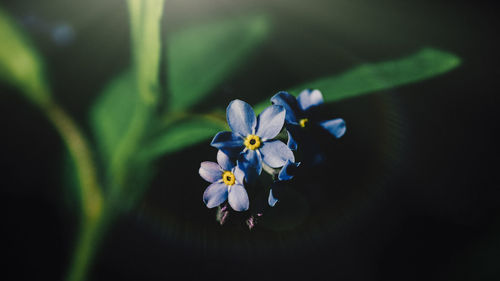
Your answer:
[210,131,244,151]
[319,118,346,138]
[270,91,300,123]
[239,149,262,183]
[226,99,256,137]
[199,161,222,183]
[220,147,243,159]
[233,165,245,185]
[203,182,228,208]
[217,150,234,171]
[228,184,249,211]
[256,105,286,140]
[268,189,278,207]
[287,130,297,150]
[278,160,300,181]
[297,89,324,111]
[260,140,295,168]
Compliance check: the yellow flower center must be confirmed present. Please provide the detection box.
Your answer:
[244,134,261,150]
[222,171,236,186]
[299,118,309,128]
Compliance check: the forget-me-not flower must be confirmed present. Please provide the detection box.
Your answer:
[268,160,300,207]
[271,89,346,150]
[211,99,295,181]
[200,150,249,211]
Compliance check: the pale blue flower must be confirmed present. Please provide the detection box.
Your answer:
[200,150,249,211]
[211,99,295,181]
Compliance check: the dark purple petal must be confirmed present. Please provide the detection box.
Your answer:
[239,149,262,183]
[268,189,278,207]
[271,91,300,123]
[287,130,297,150]
[278,160,300,181]
[260,140,295,168]
[228,184,249,211]
[297,89,324,111]
[255,105,286,140]
[199,161,222,183]
[217,150,234,171]
[203,182,228,208]
[210,131,244,151]
[226,99,256,137]
[319,118,346,138]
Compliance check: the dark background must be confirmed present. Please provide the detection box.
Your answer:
[1,0,499,280]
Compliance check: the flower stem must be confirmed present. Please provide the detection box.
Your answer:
[65,210,107,281]
[40,100,104,281]
[44,101,103,218]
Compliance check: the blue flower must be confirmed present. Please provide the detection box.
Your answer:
[211,99,295,181]
[271,89,346,150]
[200,150,249,211]
[268,160,300,207]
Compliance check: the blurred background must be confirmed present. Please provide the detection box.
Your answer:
[1,0,499,280]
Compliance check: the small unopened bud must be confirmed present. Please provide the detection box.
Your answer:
[246,216,256,230]
[246,213,263,230]
[216,204,229,225]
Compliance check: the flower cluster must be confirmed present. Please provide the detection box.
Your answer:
[199,89,346,227]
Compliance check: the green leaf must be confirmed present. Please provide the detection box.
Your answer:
[89,69,155,206]
[127,0,164,105]
[103,0,164,190]
[167,14,270,112]
[146,48,461,158]
[0,6,51,105]
[253,48,461,113]
[90,70,139,163]
[140,117,227,159]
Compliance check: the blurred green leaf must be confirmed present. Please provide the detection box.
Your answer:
[103,0,165,192]
[0,6,51,105]
[89,69,154,208]
[167,14,270,112]
[90,70,139,163]
[148,48,461,157]
[140,117,227,159]
[128,0,164,104]
[253,48,461,113]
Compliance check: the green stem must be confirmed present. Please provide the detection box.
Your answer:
[65,210,107,281]
[64,2,165,280]
[39,100,104,281]
[44,101,103,218]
